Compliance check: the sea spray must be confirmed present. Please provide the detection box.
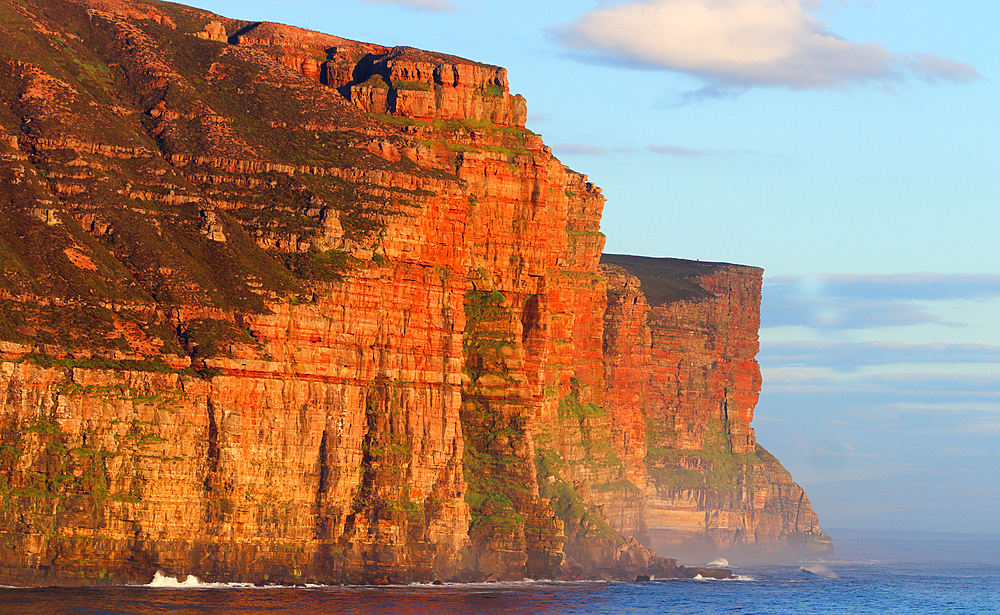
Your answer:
[798,564,840,579]
[146,571,255,589]
[148,571,203,588]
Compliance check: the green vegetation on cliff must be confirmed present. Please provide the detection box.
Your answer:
[460,288,532,538]
[535,382,631,548]
[646,416,758,505]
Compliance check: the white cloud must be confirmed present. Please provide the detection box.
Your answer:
[766,273,1000,302]
[648,144,712,157]
[754,414,791,423]
[759,341,1000,372]
[761,273,1000,330]
[908,52,981,84]
[648,144,754,157]
[357,0,460,13]
[554,143,609,155]
[553,0,978,91]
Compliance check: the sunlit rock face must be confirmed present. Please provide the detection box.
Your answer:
[0,0,824,586]
[600,255,828,560]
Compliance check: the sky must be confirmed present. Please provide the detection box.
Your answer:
[185,0,999,535]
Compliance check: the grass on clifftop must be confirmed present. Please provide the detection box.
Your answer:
[600,254,732,306]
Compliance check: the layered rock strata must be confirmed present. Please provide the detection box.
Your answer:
[0,0,824,586]
[600,255,830,559]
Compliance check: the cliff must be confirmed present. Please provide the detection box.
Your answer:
[0,0,825,586]
[600,256,829,561]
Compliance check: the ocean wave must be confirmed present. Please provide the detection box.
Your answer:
[797,564,840,579]
[690,573,755,582]
[146,571,255,589]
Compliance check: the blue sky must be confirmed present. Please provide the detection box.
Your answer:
[186,0,999,535]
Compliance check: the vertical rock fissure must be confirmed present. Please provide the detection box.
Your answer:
[204,398,219,492]
[315,428,331,539]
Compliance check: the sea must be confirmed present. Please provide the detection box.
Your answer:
[3,530,997,615]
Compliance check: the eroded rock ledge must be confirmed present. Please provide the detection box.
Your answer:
[0,0,827,586]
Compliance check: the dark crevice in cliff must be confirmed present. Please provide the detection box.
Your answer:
[345,403,376,533]
[520,294,541,344]
[317,430,331,496]
[204,398,219,493]
[347,380,416,534]
[336,52,386,99]
[227,21,262,45]
[315,428,332,539]
[795,491,805,532]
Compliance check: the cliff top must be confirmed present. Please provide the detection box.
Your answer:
[600,254,761,306]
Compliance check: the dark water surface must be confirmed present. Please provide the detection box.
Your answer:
[3,531,998,615]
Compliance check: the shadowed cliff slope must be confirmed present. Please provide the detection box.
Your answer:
[0,0,825,586]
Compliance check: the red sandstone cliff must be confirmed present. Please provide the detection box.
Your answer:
[0,0,824,586]
[600,255,829,559]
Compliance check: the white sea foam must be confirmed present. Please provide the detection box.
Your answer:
[707,558,730,568]
[148,571,203,587]
[798,564,840,579]
[146,571,255,589]
[690,572,754,582]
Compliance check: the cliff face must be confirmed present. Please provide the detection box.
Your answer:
[0,0,824,586]
[600,256,828,560]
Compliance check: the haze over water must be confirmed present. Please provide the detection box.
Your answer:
[5,530,997,615]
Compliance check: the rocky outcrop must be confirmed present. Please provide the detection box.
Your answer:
[600,255,830,559]
[0,0,824,586]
